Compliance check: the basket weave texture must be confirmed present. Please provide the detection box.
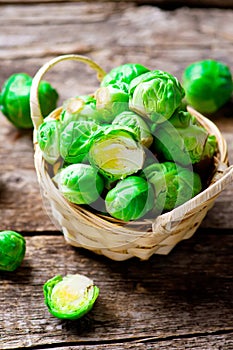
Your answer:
[30,54,233,261]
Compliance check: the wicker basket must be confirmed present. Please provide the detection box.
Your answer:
[30,54,233,261]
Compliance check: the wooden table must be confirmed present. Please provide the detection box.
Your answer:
[0,1,233,349]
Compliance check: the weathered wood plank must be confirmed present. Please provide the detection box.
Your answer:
[0,232,232,349]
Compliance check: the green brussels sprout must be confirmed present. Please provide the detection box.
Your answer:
[182,59,233,113]
[0,73,58,129]
[55,163,104,205]
[153,119,210,166]
[129,70,185,124]
[37,119,61,164]
[88,125,145,181]
[60,95,102,126]
[168,108,198,129]
[112,111,153,148]
[105,176,154,221]
[143,162,202,213]
[43,273,99,320]
[0,230,26,271]
[95,85,129,123]
[100,63,150,92]
[60,120,100,164]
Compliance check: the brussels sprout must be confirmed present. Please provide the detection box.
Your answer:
[105,176,154,221]
[182,59,233,113]
[55,163,104,205]
[43,274,99,320]
[95,85,129,123]
[143,162,202,213]
[60,120,100,164]
[88,125,145,181]
[37,119,61,164]
[129,70,185,124]
[0,73,58,129]
[112,111,153,148]
[168,108,198,129]
[100,63,150,92]
[60,95,101,126]
[153,119,210,166]
[0,230,26,271]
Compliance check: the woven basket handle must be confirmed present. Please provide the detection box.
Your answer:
[30,54,106,133]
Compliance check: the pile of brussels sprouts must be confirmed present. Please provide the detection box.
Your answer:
[37,63,218,222]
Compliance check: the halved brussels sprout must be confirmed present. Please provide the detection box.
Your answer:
[153,119,210,166]
[60,95,101,126]
[100,63,150,92]
[43,274,99,320]
[95,85,129,123]
[182,59,233,113]
[60,120,100,164]
[0,230,26,271]
[105,176,154,221]
[129,70,185,124]
[112,111,153,148]
[143,162,202,213]
[55,163,104,205]
[37,119,61,164]
[88,125,145,181]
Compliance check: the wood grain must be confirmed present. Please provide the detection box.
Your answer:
[0,232,232,349]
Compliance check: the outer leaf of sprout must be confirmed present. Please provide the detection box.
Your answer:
[43,274,99,320]
[129,70,185,124]
[112,111,153,148]
[60,120,100,164]
[37,120,61,164]
[0,231,26,271]
[88,125,145,181]
[182,59,233,113]
[105,176,155,221]
[56,163,104,205]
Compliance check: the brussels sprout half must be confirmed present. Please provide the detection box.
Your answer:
[129,70,185,124]
[37,119,61,164]
[88,125,145,181]
[105,176,155,221]
[60,120,100,164]
[0,73,58,129]
[0,230,26,271]
[55,163,104,205]
[182,59,233,114]
[143,162,202,213]
[43,274,99,320]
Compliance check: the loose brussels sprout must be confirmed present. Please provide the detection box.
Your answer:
[55,163,104,205]
[60,95,101,126]
[0,230,26,271]
[105,176,154,221]
[112,111,153,148]
[95,85,129,123]
[37,119,61,164]
[88,125,145,181]
[182,59,233,113]
[143,162,202,213]
[60,120,100,164]
[0,73,58,129]
[129,70,185,124]
[153,119,210,166]
[43,274,99,320]
[100,63,150,92]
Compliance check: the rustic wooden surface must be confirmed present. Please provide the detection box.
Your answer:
[0,2,233,349]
